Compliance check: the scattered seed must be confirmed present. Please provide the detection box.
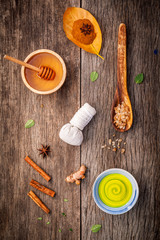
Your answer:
[112,148,117,152]
[64,199,68,202]
[41,104,44,108]
[121,149,125,154]
[101,145,107,149]
[106,137,127,153]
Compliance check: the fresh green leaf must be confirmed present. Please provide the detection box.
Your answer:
[91,224,102,233]
[134,73,144,84]
[46,221,50,225]
[64,199,68,202]
[69,228,73,232]
[90,71,98,82]
[62,213,66,216]
[37,217,42,220]
[58,229,62,232]
[25,119,35,128]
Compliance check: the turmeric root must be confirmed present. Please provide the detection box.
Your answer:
[65,165,86,185]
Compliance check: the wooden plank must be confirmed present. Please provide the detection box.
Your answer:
[81,0,160,239]
[0,0,80,240]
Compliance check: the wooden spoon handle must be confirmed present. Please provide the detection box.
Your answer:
[117,23,127,93]
[4,55,40,73]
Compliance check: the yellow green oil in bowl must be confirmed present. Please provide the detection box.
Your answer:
[98,173,132,208]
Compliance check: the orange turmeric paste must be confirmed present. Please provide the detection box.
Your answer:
[72,19,96,45]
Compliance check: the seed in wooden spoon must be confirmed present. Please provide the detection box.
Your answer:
[111,24,133,132]
[114,102,130,130]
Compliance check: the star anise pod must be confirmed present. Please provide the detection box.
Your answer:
[80,23,92,36]
[38,144,51,158]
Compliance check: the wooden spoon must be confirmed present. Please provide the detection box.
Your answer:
[111,23,133,132]
[4,55,55,80]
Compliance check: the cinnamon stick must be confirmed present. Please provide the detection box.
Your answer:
[28,191,50,214]
[30,179,55,197]
[24,156,51,182]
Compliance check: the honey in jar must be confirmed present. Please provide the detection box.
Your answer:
[24,52,64,91]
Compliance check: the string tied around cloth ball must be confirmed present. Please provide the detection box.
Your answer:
[59,103,96,146]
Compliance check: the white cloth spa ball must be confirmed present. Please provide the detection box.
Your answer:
[59,103,96,146]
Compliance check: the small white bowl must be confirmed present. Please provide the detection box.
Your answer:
[21,49,66,95]
[93,168,139,215]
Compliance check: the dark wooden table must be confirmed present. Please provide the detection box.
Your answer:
[0,0,160,239]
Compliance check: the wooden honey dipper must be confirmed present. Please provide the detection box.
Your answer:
[4,55,55,80]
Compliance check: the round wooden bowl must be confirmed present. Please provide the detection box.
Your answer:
[21,49,66,95]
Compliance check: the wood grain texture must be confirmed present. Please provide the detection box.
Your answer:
[0,0,160,240]
[0,0,80,239]
[81,0,160,240]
